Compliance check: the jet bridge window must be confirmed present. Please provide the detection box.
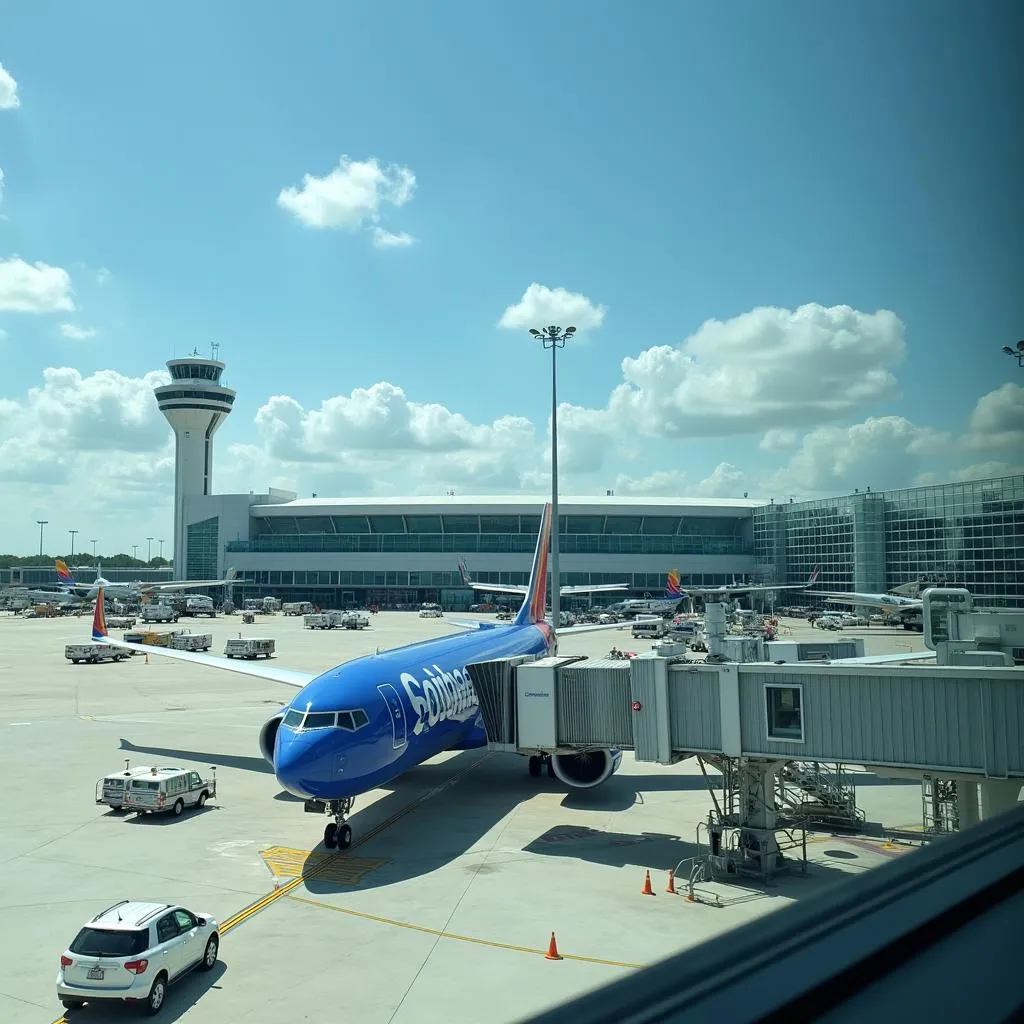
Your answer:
[765,684,804,742]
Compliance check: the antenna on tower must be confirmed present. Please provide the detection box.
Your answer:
[211,342,220,361]
[191,346,200,357]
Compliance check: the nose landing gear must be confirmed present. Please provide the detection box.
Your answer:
[320,797,355,850]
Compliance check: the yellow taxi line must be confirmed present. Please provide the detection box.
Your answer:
[49,754,488,1022]
[286,892,646,970]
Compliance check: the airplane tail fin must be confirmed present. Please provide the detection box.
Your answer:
[92,588,108,641]
[665,569,682,598]
[514,502,553,627]
[55,558,75,588]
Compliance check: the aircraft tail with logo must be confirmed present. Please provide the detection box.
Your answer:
[513,502,553,627]
[92,588,109,641]
[665,570,683,598]
[55,559,76,589]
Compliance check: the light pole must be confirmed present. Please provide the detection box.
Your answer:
[36,519,48,557]
[1001,340,1024,367]
[132,544,138,562]
[528,325,577,630]
[147,537,153,562]
[158,539,165,559]
[90,539,98,557]
[69,529,78,560]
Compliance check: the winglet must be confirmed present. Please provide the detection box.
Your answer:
[457,559,472,587]
[514,502,552,626]
[92,587,109,641]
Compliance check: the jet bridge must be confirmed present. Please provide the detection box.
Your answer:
[467,594,1024,880]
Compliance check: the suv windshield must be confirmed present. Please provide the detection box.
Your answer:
[69,927,149,957]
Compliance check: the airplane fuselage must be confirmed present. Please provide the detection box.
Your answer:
[272,620,554,800]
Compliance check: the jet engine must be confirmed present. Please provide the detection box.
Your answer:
[549,747,622,789]
[259,708,288,765]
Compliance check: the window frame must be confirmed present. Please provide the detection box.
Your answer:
[764,683,805,744]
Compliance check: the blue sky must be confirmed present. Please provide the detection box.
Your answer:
[0,1,1021,554]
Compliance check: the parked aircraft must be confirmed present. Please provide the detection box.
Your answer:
[91,503,645,850]
[611,567,822,617]
[456,559,627,597]
[56,559,235,601]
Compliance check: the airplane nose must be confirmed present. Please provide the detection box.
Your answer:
[274,728,346,800]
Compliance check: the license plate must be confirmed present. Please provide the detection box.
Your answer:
[87,967,105,980]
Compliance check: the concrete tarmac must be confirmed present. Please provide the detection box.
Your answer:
[0,611,928,1024]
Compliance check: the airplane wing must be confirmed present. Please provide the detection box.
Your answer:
[556,616,660,637]
[443,618,502,632]
[461,581,529,596]
[558,583,629,595]
[814,593,922,614]
[98,636,314,688]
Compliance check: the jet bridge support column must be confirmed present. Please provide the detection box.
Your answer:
[958,781,980,830]
[704,602,728,661]
[980,780,1023,821]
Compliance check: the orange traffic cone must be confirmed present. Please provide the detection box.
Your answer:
[545,932,563,960]
[666,869,677,894]
[641,869,655,895]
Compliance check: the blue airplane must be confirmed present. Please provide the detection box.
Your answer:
[91,503,637,851]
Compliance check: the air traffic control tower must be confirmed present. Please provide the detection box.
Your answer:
[154,356,236,579]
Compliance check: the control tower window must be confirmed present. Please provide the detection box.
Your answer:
[765,684,804,742]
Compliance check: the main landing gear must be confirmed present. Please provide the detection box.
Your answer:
[321,797,355,851]
[527,755,556,780]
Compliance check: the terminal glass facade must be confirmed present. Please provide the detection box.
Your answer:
[754,475,1024,607]
[227,513,753,557]
[185,517,219,581]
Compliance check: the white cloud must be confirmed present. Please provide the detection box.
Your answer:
[603,303,905,439]
[96,267,111,285]
[0,367,177,549]
[613,469,690,497]
[961,382,1024,454]
[950,461,1024,482]
[498,283,606,333]
[694,462,747,498]
[59,322,97,340]
[0,258,75,313]
[277,155,416,240]
[371,227,415,249]
[759,428,798,451]
[0,63,19,110]
[0,167,5,202]
[759,415,950,498]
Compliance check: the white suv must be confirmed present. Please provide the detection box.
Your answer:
[57,900,220,1015]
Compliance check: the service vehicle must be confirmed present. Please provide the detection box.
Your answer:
[140,603,178,624]
[283,601,315,616]
[124,767,217,816]
[169,631,213,652]
[303,612,333,630]
[65,643,130,665]
[123,629,180,648]
[56,900,220,1015]
[339,610,369,629]
[106,616,136,629]
[632,618,668,639]
[95,762,180,812]
[418,603,443,618]
[224,637,275,659]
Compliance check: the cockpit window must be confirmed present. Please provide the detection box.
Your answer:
[304,712,336,730]
[282,708,368,732]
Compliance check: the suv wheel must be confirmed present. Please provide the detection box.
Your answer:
[172,798,184,816]
[146,974,167,1015]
